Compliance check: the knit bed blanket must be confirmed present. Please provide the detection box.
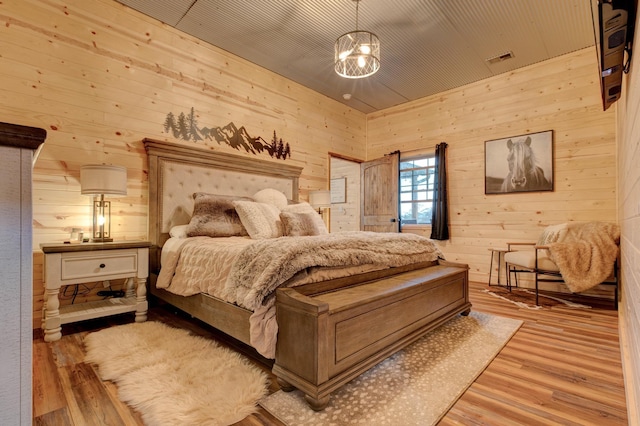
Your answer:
[229,231,444,358]
[548,222,620,293]
[222,231,444,311]
[159,231,444,358]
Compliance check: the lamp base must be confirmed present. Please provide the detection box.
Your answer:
[90,237,113,243]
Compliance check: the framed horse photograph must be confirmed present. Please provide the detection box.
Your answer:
[484,130,554,194]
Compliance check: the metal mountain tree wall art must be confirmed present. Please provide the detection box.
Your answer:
[163,108,291,160]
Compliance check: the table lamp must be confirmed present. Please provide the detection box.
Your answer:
[80,164,127,242]
[309,190,331,214]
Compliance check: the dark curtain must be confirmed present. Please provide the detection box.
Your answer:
[430,142,449,240]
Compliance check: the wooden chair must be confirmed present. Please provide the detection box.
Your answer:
[504,224,619,309]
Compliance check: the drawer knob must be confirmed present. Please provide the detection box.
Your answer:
[99,263,106,268]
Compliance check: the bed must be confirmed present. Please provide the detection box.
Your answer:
[144,139,472,410]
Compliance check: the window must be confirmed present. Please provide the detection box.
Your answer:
[399,156,435,225]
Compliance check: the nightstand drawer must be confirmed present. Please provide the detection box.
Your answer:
[61,250,138,281]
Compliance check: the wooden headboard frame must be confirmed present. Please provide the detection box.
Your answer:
[144,138,302,252]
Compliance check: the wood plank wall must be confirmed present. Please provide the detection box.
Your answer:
[1,1,622,329]
[366,48,618,289]
[0,0,366,326]
[617,12,640,420]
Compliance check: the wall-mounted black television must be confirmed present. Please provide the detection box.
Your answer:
[592,0,636,110]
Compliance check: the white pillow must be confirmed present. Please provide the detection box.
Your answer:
[233,200,283,239]
[169,224,189,239]
[253,188,288,210]
[281,202,328,235]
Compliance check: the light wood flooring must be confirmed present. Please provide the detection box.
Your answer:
[33,282,628,425]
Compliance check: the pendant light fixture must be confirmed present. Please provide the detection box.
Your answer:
[335,0,380,79]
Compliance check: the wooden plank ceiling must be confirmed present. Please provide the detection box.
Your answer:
[114,0,596,113]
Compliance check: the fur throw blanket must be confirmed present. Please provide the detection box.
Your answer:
[548,222,620,293]
[223,231,444,311]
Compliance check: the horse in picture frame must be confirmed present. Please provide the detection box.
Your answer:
[500,136,551,193]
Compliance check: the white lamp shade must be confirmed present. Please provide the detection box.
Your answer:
[80,164,127,195]
[309,190,331,208]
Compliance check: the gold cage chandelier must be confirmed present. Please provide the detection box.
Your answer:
[334,0,380,79]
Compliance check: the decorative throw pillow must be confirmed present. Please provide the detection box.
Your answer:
[186,193,250,238]
[233,200,283,239]
[281,202,328,235]
[537,223,568,246]
[280,211,323,236]
[169,224,189,239]
[253,188,288,210]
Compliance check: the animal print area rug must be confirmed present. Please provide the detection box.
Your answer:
[260,311,522,426]
[84,321,268,426]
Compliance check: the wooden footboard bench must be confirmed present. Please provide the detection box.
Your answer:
[273,259,471,410]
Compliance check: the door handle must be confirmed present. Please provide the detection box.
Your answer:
[390,218,397,222]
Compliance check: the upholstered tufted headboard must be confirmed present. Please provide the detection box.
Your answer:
[144,139,302,251]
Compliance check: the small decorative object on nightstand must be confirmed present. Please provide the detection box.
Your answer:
[40,240,150,342]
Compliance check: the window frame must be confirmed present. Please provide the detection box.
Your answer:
[399,154,436,228]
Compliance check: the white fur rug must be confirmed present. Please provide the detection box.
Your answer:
[260,311,522,426]
[84,321,268,426]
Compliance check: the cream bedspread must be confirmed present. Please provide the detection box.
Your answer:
[158,236,253,298]
[158,232,445,358]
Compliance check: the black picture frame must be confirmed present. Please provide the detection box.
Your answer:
[485,130,554,194]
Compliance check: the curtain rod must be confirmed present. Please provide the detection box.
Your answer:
[396,144,438,158]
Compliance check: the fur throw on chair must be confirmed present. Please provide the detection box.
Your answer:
[548,222,620,293]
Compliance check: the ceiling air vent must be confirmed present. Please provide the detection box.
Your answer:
[486,51,514,64]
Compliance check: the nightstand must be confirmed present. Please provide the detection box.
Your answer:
[40,241,151,342]
[487,248,509,287]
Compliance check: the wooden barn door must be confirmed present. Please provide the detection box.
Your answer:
[360,153,399,232]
